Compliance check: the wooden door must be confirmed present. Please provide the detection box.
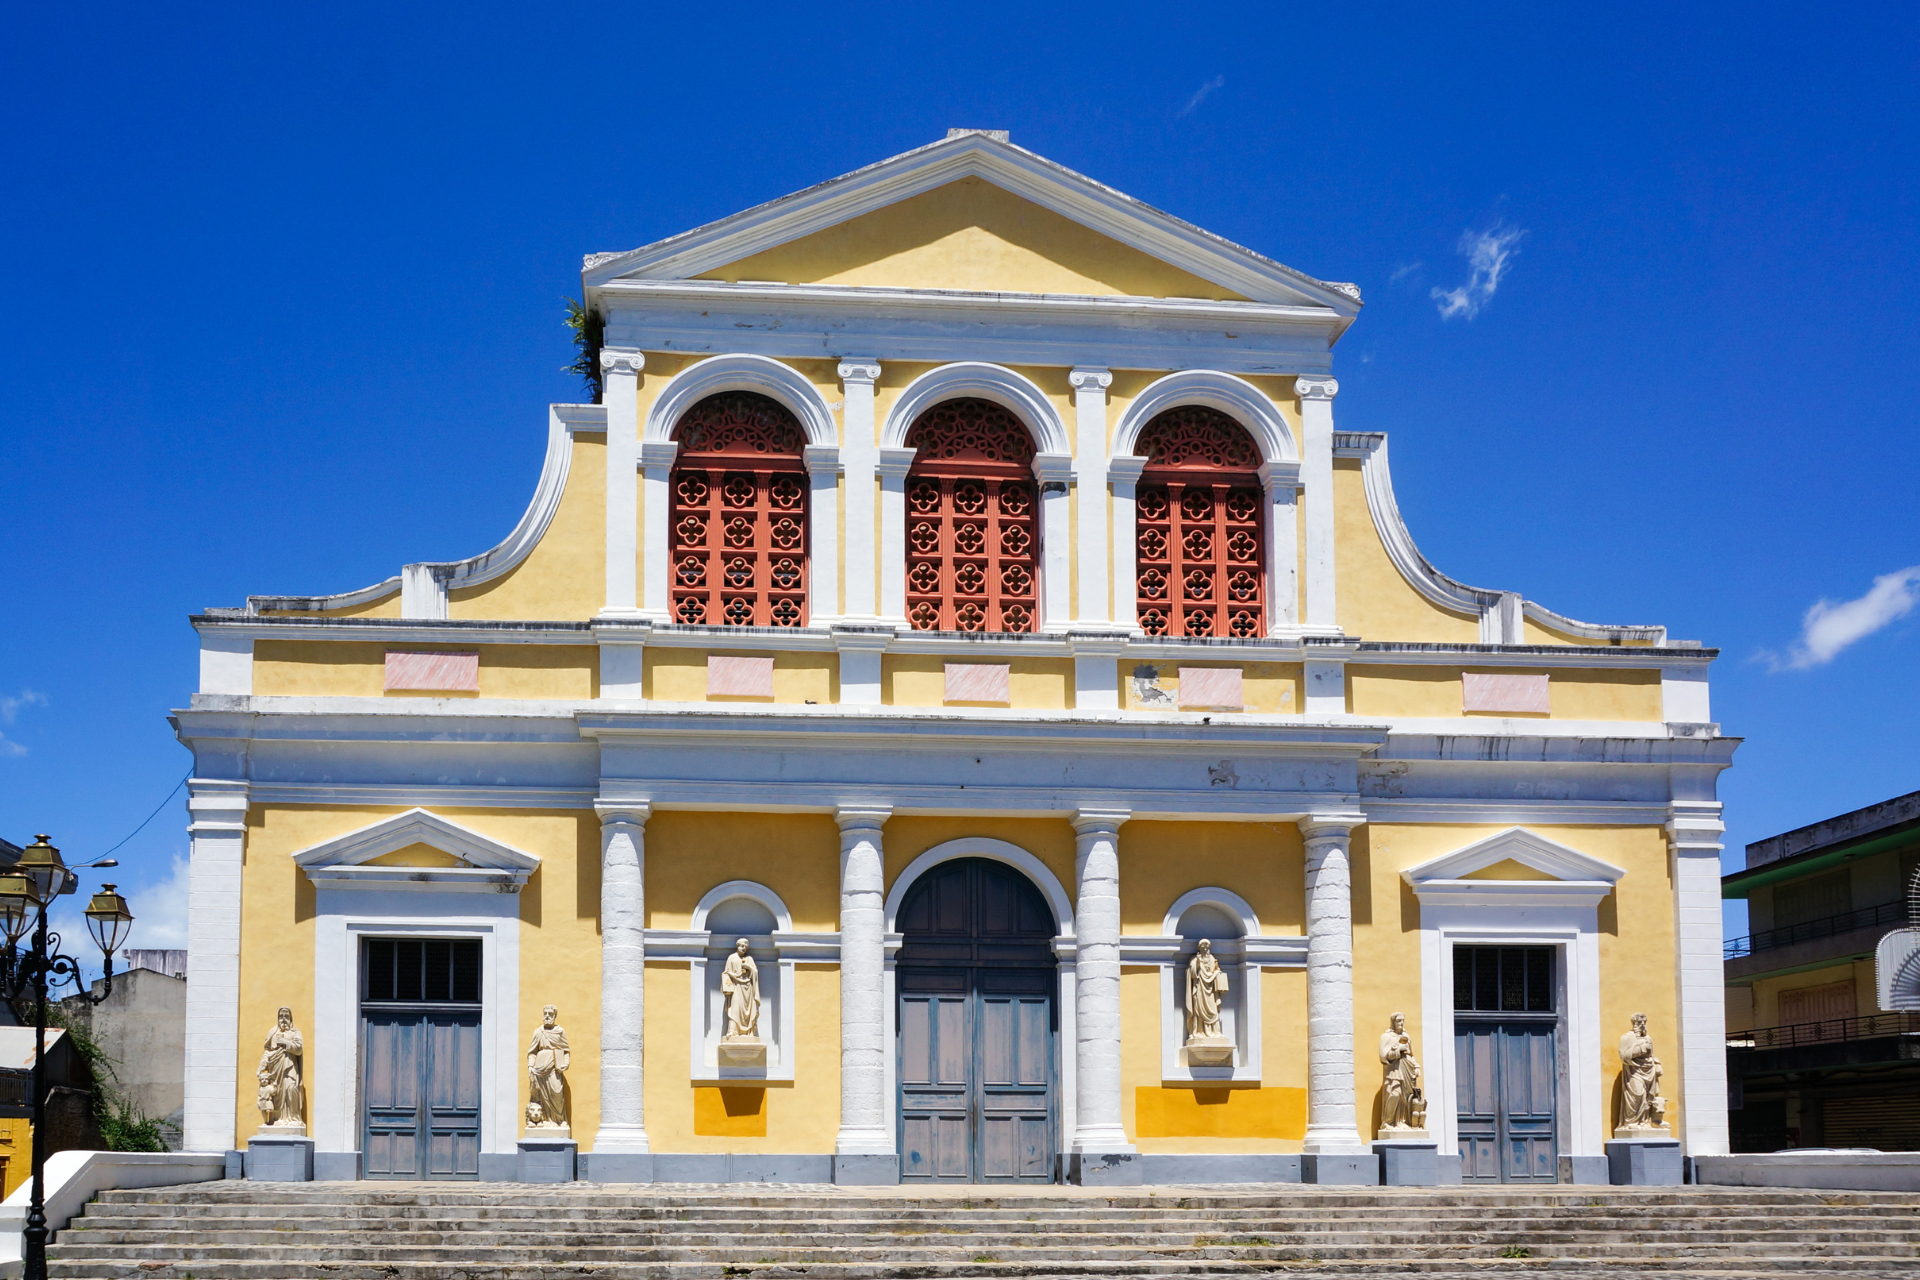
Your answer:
[360,937,483,1180]
[1455,1020,1558,1183]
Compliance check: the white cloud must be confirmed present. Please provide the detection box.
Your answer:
[1176,75,1225,119]
[1431,224,1525,320]
[0,689,44,758]
[1771,566,1920,670]
[47,853,189,967]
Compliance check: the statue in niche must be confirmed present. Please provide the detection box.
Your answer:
[1184,939,1234,1066]
[1377,1011,1428,1138]
[1616,1011,1669,1135]
[255,1006,305,1132]
[723,938,761,1040]
[526,1005,571,1131]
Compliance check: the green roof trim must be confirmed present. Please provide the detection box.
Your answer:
[1723,825,1920,898]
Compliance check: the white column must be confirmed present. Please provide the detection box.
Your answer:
[1069,368,1112,623]
[594,802,650,1153]
[875,448,916,625]
[805,445,843,624]
[639,441,678,618]
[1107,456,1144,632]
[1034,453,1074,633]
[600,350,645,617]
[1258,459,1300,631]
[1071,808,1133,1153]
[1297,376,1339,632]
[1669,801,1730,1156]
[1299,812,1368,1154]
[836,805,893,1158]
[182,777,249,1154]
[838,360,881,619]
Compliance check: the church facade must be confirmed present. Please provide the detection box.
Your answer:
[174,131,1735,1186]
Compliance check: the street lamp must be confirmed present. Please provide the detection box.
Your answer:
[0,836,132,1280]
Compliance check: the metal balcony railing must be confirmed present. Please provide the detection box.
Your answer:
[1727,1010,1920,1051]
[1723,900,1906,960]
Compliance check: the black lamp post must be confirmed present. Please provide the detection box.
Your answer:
[0,835,133,1280]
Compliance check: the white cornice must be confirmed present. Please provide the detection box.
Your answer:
[1403,827,1627,885]
[1407,880,1617,909]
[581,132,1362,318]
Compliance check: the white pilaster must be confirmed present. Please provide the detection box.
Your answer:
[834,626,891,706]
[804,445,843,624]
[1662,665,1712,723]
[639,440,678,618]
[1669,802,1730,1156]
[1304,659,1346,716]
[1299,812,1368,1155]
[1258,459,1301,631]
[1297,376,1339,632]
[836,806,894,1155]
[1071,808,1134,1153]
[1107,456,1145,633]
[1071,634,1127,711]
[838,360,881,619]
[875,448,916,626]
[182,777,249,1154]
[400,563,450,620]
[1069,368,1113,623]
[594,801,651,1153]
[1034,452,1075,633]
[595,622,648,699]
[197,633,252,696]
[600,350,645,617]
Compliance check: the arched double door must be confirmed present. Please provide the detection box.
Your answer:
[895,857,1058,1183]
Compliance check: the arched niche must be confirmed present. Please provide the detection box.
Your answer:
[689,880,795,1082]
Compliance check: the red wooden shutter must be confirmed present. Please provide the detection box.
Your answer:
[904,398,1039,633]
[669,391,809,628]
[1134,406,1264,639]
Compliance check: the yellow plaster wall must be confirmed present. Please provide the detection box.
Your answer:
[882,818,1079,920]
[1749,961,1874,1026]
[883,655,1073,709]
[642,960,841,1152]
[644,649,836,705]
[0,1118,28,1199]
[643,812,841,933]
[699,178,1248,301]
[1346,665,1662,721]
[1117,821,1304,935]
[448,432,607,621]
[1333,461,1480,643]
[252,642,596,699]
[366,843,465,868]
[1118,662,1301,715]
[1357,823,1678,1150]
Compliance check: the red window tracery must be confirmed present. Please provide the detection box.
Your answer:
[669,391,808,628]
[904,398,1039,633]
[1134,405,1264,639]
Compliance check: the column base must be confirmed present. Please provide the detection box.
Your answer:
[1372,1140,1439,1186]
[1065,1152,1143,1186]
[579,1152,654,1183]
[517,1138,577,1183]
[1302,1152,1379,1185]
[832,1154,899,1185]
[246,1135,314,1182]
[1606,1138,1682,1186]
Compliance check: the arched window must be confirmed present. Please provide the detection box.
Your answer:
[904,398,1039,633]
[1134,406,1264,639]
[669,391,809,628]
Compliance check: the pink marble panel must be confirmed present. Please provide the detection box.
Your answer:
[384,650,480,692]
[1178,666,1244,710]
[708,655,775,698]
[1462,672,1551,714]
[944,663,1011,705]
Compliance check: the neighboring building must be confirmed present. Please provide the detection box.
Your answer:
[173,131,1737,1186]
[1723,790,1920,1151]
[58,950,189,1148]
[0,1027,96,1196]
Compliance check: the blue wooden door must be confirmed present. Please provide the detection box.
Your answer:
[897,858,1057,1183]
[361,938,483,1180]
[1454,1020,1557,1183]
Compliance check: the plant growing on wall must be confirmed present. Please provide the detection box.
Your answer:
[46,1005,177,1152]
[564,296,604,404]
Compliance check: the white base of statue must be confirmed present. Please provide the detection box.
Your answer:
[1376,1126,1430,1141]
[1183,1036,1234,1067]
[525,1123,572,1140]
[718,1037,768,1067]
[255,1121,307,1138]
[1612,1124,1672,1141]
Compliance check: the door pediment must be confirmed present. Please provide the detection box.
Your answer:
[291,808,539,893]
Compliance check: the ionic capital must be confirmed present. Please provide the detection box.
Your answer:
[836,358,881,385]
[835,804,893,834]
[595,799,653,829]
[1071,808,1132,838]
[599,349,646,376]
[1295,376,1339,402]
[1297,811,1366,844]
[1068,366,1114,392]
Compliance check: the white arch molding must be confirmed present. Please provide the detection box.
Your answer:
[878,363,1071,455]
[882,837,1075,935]
[1110,370,1297,463]
[1161,886,1262,938]
[691,879,795,934]
[637,353,843,620]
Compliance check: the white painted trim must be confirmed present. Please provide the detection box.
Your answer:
[288,808,541,895]
[1107,456,1144,633]
[1669,802,1729,1155]
[1260,460,1300,633]
[640,440,677,618]
[311,898,520,1160]
[1298,378,1338,632]
[805,444,843,624]
[198,633,253,696]
[1161,886,1262,937]
[882,837,1075,936]
[182,778,247,1154]
[642,353,839,450]
[876,447,915,625]
[602,357,644,618]
[1111,370,1298,464]
[1401,827,1628,886]
[692,880,795,933]
[879,363,1071,456]
[1070,368,1112,624]
[838,360,882,620]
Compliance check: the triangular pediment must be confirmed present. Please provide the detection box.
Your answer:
[1402,827,1626,887]
[585,131,1360,314]
[291,808,539,892]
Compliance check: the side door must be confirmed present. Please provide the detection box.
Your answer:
[425,1012,483,1178]
[362,1011,424,1178]
[1499,1021,1557,1183]
[1454,1020,1502,1182]
[975,971,1053,1183]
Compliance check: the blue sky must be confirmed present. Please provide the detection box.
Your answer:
[2,3,1916,947]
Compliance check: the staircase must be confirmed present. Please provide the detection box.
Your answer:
[42,1182,1920,1278]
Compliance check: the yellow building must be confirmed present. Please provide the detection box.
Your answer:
[174,131,1735,1187]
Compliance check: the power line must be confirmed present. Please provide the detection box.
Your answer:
[96,771,191,862]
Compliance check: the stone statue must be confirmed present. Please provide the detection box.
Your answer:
[1183,939,1233,1066]
[1377,1011,1428,1137]
[1616,1011,1669,1135]
[723,939,761,1040]
[256,1007,305,1132]
[526,1004,570,1131]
